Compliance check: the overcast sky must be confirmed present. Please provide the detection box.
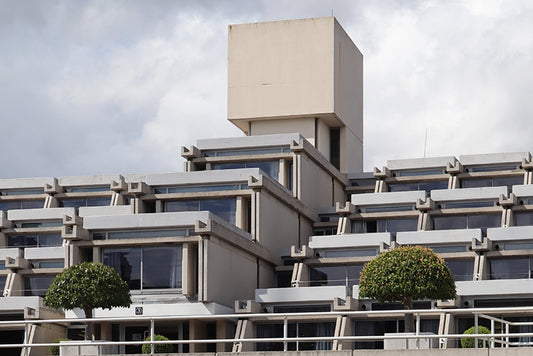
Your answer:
[2,0,533,179]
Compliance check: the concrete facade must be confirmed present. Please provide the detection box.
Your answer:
[1,16,533,355]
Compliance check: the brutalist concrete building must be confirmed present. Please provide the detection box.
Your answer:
[1,17,533,355]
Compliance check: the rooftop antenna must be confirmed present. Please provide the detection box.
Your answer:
[331,9,334,17]
[423,128,428,158]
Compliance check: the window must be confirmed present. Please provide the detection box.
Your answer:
[362,205,414,213]
[93,229,191,240]
[153,184,248,194]
[212,161,280,181]
[352,218,418,234]
[490,257,533,280]
[309,265,364,288]
[103,246,182,290]
[7,233,62,248]
[203,146,290,157]
[433,214,500,231]
[59,197,111,208]
[165,198,236,225]
[394,169,445,177]
[65,186,110,193]
[460,176,523,191]
[0,200,43,210]
[467,164,520,173]
[329,127,340,169]
[388,181,448,193]
[24,275,55,297]
[514,212,533,226]
[445,260,474,281]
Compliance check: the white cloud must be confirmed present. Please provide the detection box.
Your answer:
[2,0,533,177]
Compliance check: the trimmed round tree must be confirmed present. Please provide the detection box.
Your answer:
[358,246,456,332]
[44,262,131,340]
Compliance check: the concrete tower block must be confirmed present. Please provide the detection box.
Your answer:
[228,17,363,173]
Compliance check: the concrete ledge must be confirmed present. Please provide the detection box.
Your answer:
[309,233,391,249]
[146,168,261,186]
[83,211,209,230]
[456,279,533,297]
[387,156,457,171]
[431,186,507,202]
[256,286,347,304]
[79,205,133,217]
[8,207,75,221]
[459,152,530,166]
[487,226,533,241]
[397,229,481,245]
[352,191,425,207]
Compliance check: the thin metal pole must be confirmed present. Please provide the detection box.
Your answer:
[415,313,420,349]
[150,319,155,354]
[491,319,495,348]
[475,313,479,349]
[283,316,288,351]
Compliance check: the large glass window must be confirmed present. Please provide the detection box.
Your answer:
[309,265,363,288]
[460,176,523,191]
[352,218,418,234]
[7,233,62,248]
[490,257,533,280]
[514,212,533,226]
[388,181,448,193]
[446,260,474,281]
[0,200,43,210]
[212,161,280,181]
[433,214,500,231]
[24,275,55,297]
[165,198,236,225]
[103,246,182,290]
[59,197,111,208]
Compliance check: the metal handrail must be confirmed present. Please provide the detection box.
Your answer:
[2,306,533,353]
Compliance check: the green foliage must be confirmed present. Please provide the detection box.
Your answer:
[358,246,456,306]
[49,338,70,356]
[461,326,490,348]
[43,262,132,316]
[141,334,173,354]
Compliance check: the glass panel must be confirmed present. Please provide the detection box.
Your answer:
[0,201,22,210]
[297,322,335,351]
[24,276,55,297]
[364,205,414,213]
[444,201,494,209]
[350,179,376,187]
[37,260,64,268]
[494,176,524,190]
[515,212,533,226]
[469,165,520,172]
[205,147,289,157]
[446,260,474,281]
[468,214,501,229]
[20,200,44,209]
[107,229,188,240]
[200,198,236,225]
[395,169,445,177]
[142,246,182,289]
[490,258,530,279]
[324,249,377,258]
[310,266,346,287]
[60,199,87,208]
[212,163,246,170]
[461,179,493,188]
[165,200,199,212]
[1,189,43,196]
[67,186,110,192]
[86,197,111,207]
[384,218,418,233]
[165,184,240,193]
[7,235,37,247]
[429,245,468,254]
[246,161,279,180]
[103,248,141,290]
[38,233,62,247]
[503,242,533,251]
[433,216,467,230]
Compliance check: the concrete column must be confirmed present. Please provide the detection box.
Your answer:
[182,243,197,297]
[188,320,206,353]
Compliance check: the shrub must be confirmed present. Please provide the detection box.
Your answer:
[49,338,70,356]
[461,326,490,348]
[141,334,172,354]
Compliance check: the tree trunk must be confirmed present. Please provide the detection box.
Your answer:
[403,298,414,333]
[84,308,93,341]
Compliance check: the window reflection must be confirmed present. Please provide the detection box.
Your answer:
[103,246,182,290]
[165,198,236,225]
[490,257,532,280]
